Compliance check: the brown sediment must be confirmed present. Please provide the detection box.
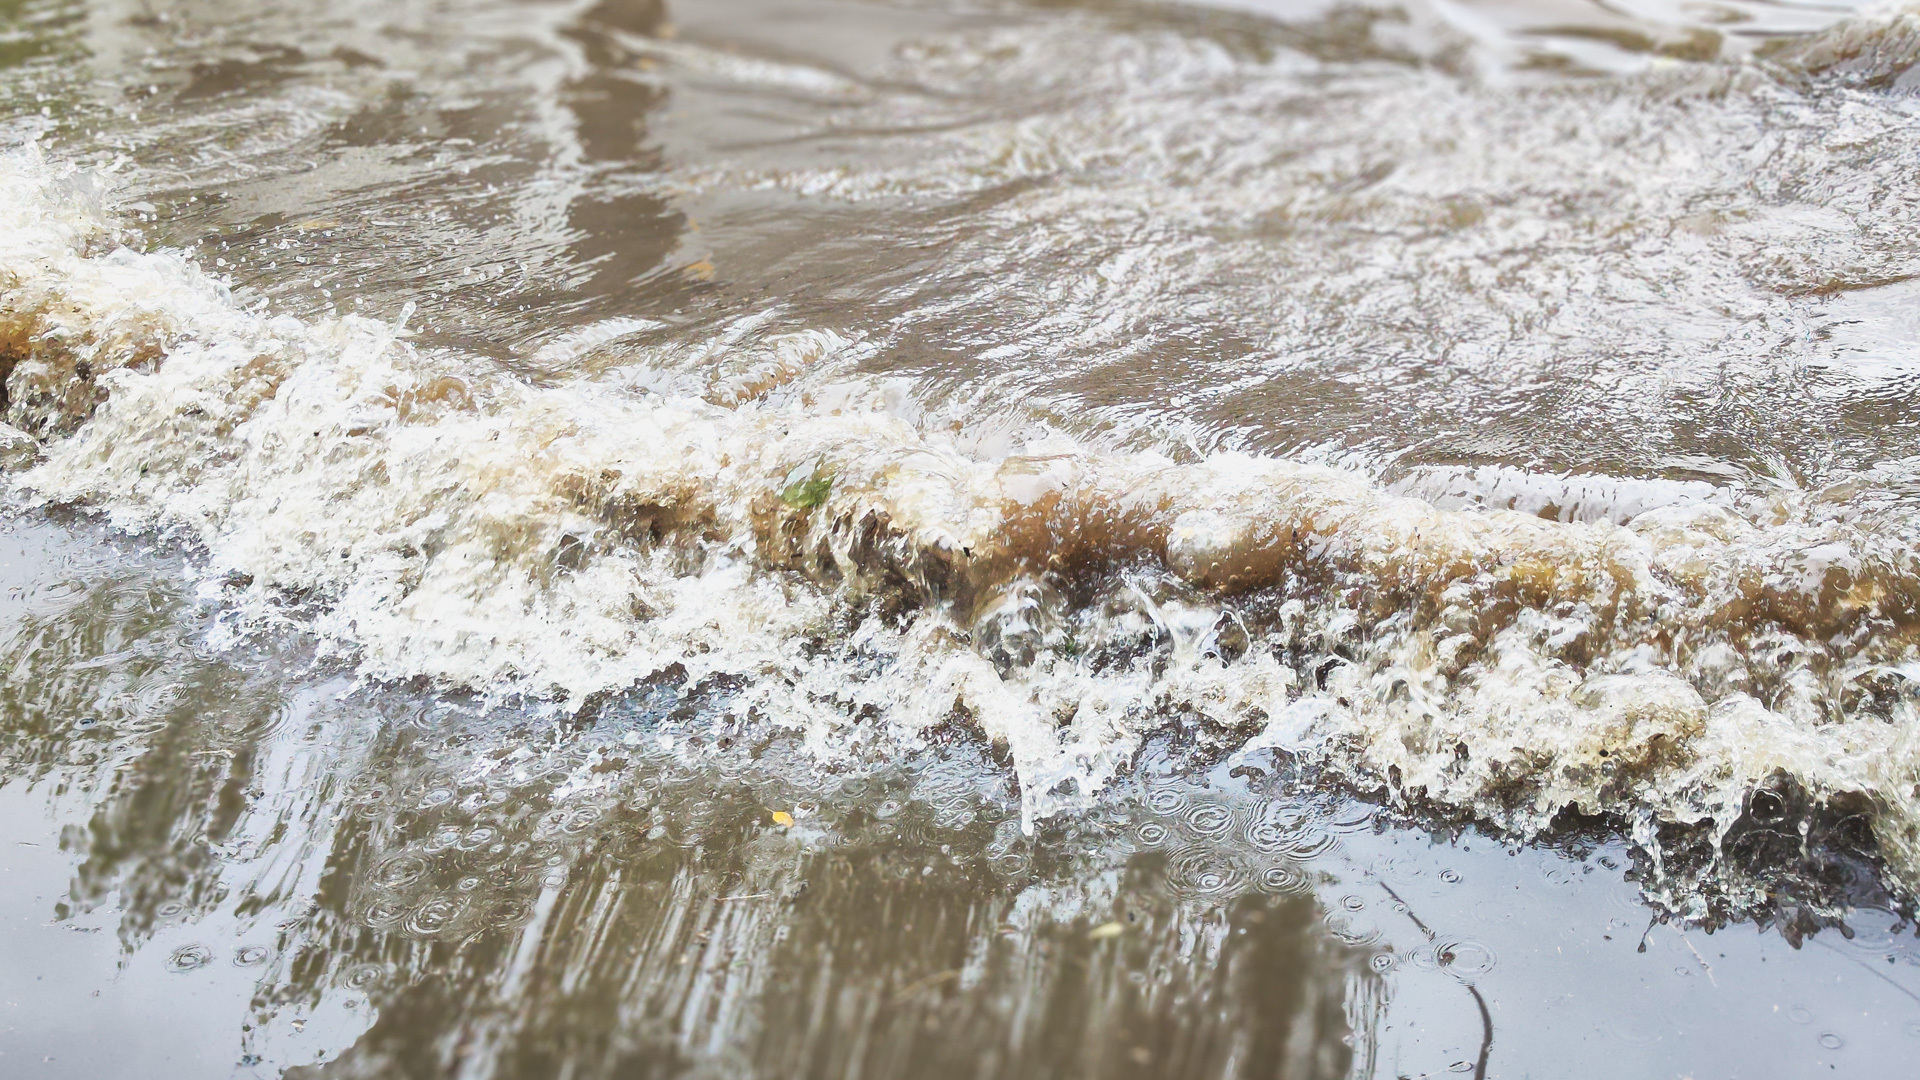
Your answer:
[0,297,173,439]
[0,301,36,413]
[556,465,722,550]
[712,444,1920,704]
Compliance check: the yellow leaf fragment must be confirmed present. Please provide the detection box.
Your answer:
[1088,921,1125,940]
[771,810,794,827]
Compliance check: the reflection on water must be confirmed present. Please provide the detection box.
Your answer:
[1,516,1374,1078]
[5,514,1920,1078]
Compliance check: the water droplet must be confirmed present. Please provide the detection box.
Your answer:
[1242,800,1315,854]
[989,850,1030,876]
[1182,802,1234,838]
[1439,868,1461,884]
[360,897,408,929]
[1146,788,1189,816]
[406,895,469,937]
[1323,913,1381,946]
[1167,847,1247,897]
[1255,862,1308,895]
[166,945,213,972]
[1819,1033,1844,1050]
[559,805,603,834]
[488,897,536,929]
[1434,939,1497,976]
[456,826,498,851]
[371,851,430,890]
[232,945,270,967]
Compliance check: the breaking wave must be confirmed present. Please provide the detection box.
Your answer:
[11,6,1920,909]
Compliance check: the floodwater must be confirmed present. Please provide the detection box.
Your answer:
[4,0,1920,1076]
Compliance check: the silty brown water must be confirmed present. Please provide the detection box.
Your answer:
[5,0,1920,1076]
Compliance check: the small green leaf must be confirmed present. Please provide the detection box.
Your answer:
[779,460,833,509]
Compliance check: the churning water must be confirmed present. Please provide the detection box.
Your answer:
[8,0,1920,1076]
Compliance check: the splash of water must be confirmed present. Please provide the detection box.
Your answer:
[9,7,1920,906]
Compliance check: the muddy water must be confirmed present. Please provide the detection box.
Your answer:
[6,0,1920,1075]
[5,512,1919,1079]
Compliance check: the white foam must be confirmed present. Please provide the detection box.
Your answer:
[6,140,1920,892]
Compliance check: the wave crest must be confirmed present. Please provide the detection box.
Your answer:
[6,144,1920,908]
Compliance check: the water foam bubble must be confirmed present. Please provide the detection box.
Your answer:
[8,140,1920,897]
